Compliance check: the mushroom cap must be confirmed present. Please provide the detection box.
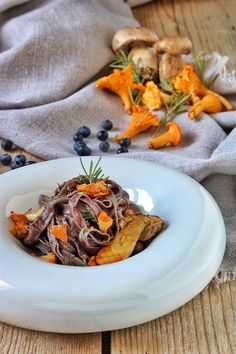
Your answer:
[166,122,182,145]
[154,35,192,55]
[112,26,159,53]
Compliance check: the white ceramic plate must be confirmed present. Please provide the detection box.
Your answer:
[0,157,225,333]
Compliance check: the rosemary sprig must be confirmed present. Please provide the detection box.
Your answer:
[159,93,190,128]
[194,54,205,84]
[128,86,143,106]
[110,49,142,83]
[159,81,176,94]
[194,53,219,88]
[79,157,107,183]
[83,209,96,220]
[110,49,131,69]
[153,81,190,135]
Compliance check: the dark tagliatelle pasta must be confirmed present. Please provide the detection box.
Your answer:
[9,159,165,266]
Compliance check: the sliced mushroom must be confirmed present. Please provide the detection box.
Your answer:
[139,215,165,241]
[154,35,192,82]
[159,53,184,82]
[112,26,159,81]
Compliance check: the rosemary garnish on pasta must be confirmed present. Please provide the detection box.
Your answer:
[79,157,107,183]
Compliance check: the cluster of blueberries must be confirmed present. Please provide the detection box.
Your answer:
[0,139,36,169]
[73,120,131,156]
[1,121,131,168]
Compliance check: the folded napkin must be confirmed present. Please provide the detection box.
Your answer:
[0,0,151,12]
[0,0,235,282]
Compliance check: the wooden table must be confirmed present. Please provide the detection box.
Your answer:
[0,0,236,353]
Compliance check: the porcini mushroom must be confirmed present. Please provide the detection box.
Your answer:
[159,53,184,83]
[129,47,159,81]
[147,122,182,149]
[112,26,159,81]
[154,35,192,82]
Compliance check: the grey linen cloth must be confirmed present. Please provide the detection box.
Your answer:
[0,0,235,282]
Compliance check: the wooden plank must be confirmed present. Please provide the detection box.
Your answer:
[0,323,101,354]
[133,0,236,69]
[111,282,236,354]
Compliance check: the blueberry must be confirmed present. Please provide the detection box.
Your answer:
[1,139,13,151]
[96,130,108,141]
[117,147,129,154]
[99,141,110,152]
[15,154,26,165]
[119,138,131,148]
[11,160,23,169]
[74,141,85,151]
[78,126,91,138]
[74,142,91,156]
[25,160,36,165]
[73,132,83,142]
[0,153,12,166]
[101,120,113,131]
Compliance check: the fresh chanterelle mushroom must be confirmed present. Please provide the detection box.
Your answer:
[147,122,182,149]
[112,26,159,81]
[154,35,192,82]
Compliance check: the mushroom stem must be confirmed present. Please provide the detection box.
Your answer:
[129,46,159,81]
[147,122,182,149]
[154,36,192,83]
[188,94,222,119]
[159,53,184,83]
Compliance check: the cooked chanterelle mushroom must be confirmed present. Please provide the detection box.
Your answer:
[112,26,159,81]
[154,35,192,82]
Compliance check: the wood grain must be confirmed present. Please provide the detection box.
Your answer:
[133,0,236,69]
[1,0,236,353]
[111,282,236,354]
[0,323,101,354]
[0,139,41,174]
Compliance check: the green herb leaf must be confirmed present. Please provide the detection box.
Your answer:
[153,88,190,136]
[128,86,143,107]
[159,81,175,94]
[109,49,143,84]
[194,54,205,84]
[83,209,96,220]
[79,157,107,183]
[128,86,135,106]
